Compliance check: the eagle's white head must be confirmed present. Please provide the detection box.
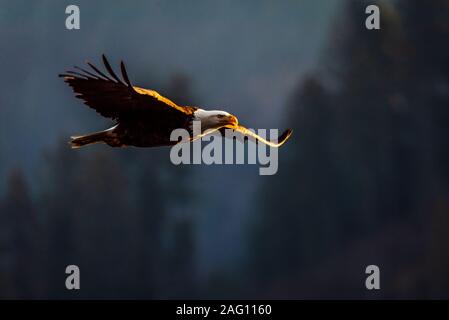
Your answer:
[193,109,239,133]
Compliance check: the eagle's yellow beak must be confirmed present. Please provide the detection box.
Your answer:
[226,115,239,128]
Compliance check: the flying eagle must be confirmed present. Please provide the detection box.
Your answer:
[59,55,292,149]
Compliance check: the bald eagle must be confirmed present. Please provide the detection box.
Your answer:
[59,55,292,149]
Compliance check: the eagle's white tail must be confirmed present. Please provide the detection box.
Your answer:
[70,131,110,149]
[70,125,119,149]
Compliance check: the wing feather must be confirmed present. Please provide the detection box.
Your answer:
[74,66,104,80]
[66,70,91,79]
[59,56,196,120]
[120,61,133,88]
[86,60,114,81]
[102,54,122,84]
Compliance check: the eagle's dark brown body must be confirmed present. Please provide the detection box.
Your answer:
[114,112,194,147]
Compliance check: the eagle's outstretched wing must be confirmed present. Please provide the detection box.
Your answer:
[219,126,292,147]
[59,55,195,120]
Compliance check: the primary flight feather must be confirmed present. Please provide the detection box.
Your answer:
[59,55,292,149]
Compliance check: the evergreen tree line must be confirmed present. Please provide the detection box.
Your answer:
[248,0,449,299]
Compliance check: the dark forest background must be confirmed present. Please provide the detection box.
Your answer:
[1,0,449,299]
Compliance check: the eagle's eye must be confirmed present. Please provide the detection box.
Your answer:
[217,114,225,119]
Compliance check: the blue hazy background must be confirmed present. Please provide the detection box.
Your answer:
[1,0,449,298]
